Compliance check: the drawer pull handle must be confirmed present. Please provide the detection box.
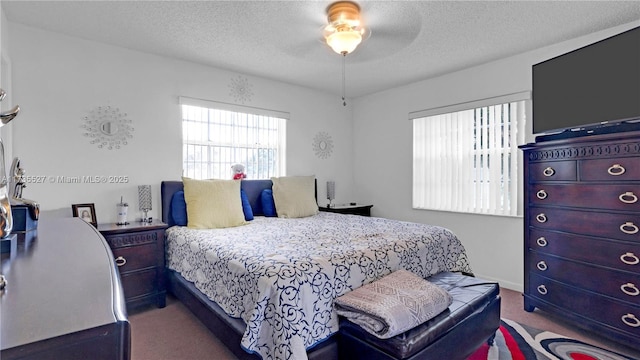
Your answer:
[621,313,640,328]
[607,164,626,176]
[620,252,639,265]
[542,167,555,177]
[621,283,640,296]
[537,285,548,295]
[536,237,548,247]
[619,192,638,204]
[536,213,547,223]
[536,261,548,271]
[620,222,639,235]
[115,256,127,267]
[536,190,548,200]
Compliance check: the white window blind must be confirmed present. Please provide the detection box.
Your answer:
[411,94,527,216]
[180,97,287,180]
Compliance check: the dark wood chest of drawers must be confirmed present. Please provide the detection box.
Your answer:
[98,221,168,310]
[520,131,640,350]
[1,218,130,359]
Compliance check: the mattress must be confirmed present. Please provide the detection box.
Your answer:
[165,212,472,360]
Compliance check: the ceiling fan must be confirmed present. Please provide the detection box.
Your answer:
[317,1,420,104]
[322,1,369,55]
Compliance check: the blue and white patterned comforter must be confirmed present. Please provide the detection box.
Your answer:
[166,212,472,360]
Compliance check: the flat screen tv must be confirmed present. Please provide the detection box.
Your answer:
[533,26,640,139]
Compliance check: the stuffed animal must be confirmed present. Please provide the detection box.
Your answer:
[231,163,246,180]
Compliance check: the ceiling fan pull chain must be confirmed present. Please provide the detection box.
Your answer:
[342,53,347,106]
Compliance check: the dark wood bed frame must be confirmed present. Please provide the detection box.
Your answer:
[160,180,337,360]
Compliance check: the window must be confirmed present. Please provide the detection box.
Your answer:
[180,97,287,180]
[411,93,528,216]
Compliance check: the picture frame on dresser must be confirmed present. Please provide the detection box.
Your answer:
[72,203,97,227]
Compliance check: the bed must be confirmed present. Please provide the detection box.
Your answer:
[161,179,472,360]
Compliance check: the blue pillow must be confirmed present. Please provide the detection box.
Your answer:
[261,189,277,217]
[241,189,254,221]
[171,191,188,226]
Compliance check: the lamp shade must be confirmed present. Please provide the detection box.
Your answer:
[138,185,152,211]
[326,29,362,55]
[327,181,336,201]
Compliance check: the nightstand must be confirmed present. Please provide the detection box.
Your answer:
[319,204,373,216]
[98,220,168,310]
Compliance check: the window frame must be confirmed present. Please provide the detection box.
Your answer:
[410,92,529,217]
[179,96,288,180]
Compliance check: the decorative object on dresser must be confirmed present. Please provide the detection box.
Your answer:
[138,185,152,223]
[320,203,373,216]
[1,218,130,360]
[520,131,640,351]
[98,220,168,310]
[8,158,39,239]
[0,88,20,240]
[116,196,129,225]
[72,203,97,227]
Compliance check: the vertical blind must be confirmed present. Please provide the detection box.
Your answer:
[411,95,527,216]
[180,97,287,180]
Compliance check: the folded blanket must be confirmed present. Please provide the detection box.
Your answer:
[334,270,453,339]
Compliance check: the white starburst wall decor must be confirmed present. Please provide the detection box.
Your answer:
[229,75,254,104]
[312,132,334,159]
[81,105,134,150]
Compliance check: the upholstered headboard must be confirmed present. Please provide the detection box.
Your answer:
[161,179,274,227]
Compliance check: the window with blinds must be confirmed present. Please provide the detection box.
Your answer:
[180,97,287,180]
[411,93,527,216]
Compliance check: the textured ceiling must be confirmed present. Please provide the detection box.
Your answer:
[3,1,640,98]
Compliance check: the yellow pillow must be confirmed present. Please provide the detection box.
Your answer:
[271,175,318,218]
[182,177,246,229]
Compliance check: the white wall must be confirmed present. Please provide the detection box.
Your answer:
[352,20,640,291]
[7,23,354,223]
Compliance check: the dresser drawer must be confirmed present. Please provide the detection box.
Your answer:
[103,229,161,248]
[530,206,640,242]
[120,269,158,299]
[529,273,640,337]
[580,157,640,181]
[111,243,158,273]
[529,251,640,304]
[529,229,640,273]
[529,184,640,211]
[529,161,577,182]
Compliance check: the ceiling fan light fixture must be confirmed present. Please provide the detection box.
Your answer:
[326,27,362,55]
[323,1,366,55]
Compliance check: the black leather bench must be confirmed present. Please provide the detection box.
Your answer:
[338,272,501,360]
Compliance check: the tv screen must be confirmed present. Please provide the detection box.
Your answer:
[533,26,640,135]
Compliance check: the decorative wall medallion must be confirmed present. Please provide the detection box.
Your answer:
[312,132,334,159]
[229,75,254,104]
[82,106,134,150]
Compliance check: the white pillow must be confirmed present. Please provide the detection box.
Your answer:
[182,177,246,229]
[270,176,318,218]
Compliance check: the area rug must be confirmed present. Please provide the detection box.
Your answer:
[467,319,636,360]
